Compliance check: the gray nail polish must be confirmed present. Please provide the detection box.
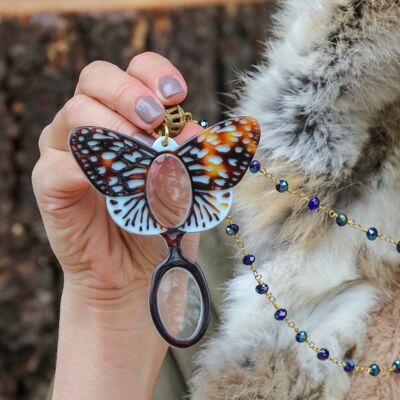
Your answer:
[135,96,164,124]
[159,76,184,99]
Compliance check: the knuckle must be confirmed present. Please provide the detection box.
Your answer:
[38,123,52,153]
[113,79,138,105]
[79,60,107,84]
[31,158,44,194]
[129,51,163,71]
[62,95,88,123]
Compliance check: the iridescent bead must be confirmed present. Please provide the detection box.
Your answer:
[397,242,400,254]
[317,349,330,361]
[295,331,308,343]
[198,119,209,129]
[276,180,289,193]
[393,359,400,373]
[274,309,287,321]
[226,224,239,236]
[255,283,269,294]
[243,254,255,266]
[366,228,378,241]
[343,360,355,373]
[308,196,320,211]
[250,160,261,173]
[336,213,348,227]
[369,363,381,376]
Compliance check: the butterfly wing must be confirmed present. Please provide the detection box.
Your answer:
[69,126,167,235]
[175,117,261,233]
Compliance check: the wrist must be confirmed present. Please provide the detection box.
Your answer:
[53,280,168,400]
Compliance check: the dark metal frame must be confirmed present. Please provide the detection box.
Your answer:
[149,230,210,348]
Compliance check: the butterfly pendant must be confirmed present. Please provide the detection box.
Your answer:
[69,117,261,347]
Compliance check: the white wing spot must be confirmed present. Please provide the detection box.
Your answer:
[127,180,144,189]
[193,176,210,185]
[113,185,123,193]
[102,152,116,160]
[217,125,237,133]
[108,176,118,185]
[216,145,230,153]
[208,155,223,165]
[197,149,209,158]
[112,161,126,171]
[228,159,238,166]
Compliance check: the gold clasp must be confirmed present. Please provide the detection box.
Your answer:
[156,105,196,147]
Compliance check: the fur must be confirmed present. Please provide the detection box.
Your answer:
[190,1,400,399]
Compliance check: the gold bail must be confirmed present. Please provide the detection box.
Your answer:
[156,105,194,146]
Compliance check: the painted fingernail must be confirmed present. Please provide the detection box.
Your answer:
[135,96,164,124]
[159,76,184,99]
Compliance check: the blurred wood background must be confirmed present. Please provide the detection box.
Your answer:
[0,1,277,399]
[0,0,269,15]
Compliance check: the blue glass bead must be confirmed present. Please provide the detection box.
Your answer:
[243,254,255,266]
[198,119,208,129]
[317,349,330,361]
[366,228,378,241]
[397,242,400,254]
[276,180,289,193]
[393,359,400,373]
[295,331,308,343]
[336,213,348,227]
[274,309,287,321]
[343,360,355,373]
[226,224,239,236]
[255,283,269,294]
[369,363,381,376]
[250,160,261,173]
[308,196,320,211]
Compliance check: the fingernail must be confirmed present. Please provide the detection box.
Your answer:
[159,76,184,99]
[135,96,164,124]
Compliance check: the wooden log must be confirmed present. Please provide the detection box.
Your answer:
[0,3,277,399]
[0,0,271,16]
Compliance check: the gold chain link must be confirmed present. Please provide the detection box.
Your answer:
[226,214,398,375]
[259,169,399,250]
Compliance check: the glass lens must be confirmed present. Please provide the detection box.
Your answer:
[156,267,203,341]
[146,154,192,228]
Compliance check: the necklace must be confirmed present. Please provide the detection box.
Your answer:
[226,162,400,377]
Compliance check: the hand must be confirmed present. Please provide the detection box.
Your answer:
[32,52,201,400]
[33,52,200,303]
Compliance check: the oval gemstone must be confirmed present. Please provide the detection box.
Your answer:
[255,283,269,294]
[336,213,348,227]
[343,360,355,373]
[243,255,256,265]
[226,224,239,236]
[308,196,320,211]
[317,348,330,361]
[276,180,289,193]
[275,309,287,321]
[146,154,192,228]
[366,228,378,241]
[295,331,308,343]
[369,363,381,376]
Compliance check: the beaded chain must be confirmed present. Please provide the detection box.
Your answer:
[224,159,400,377]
